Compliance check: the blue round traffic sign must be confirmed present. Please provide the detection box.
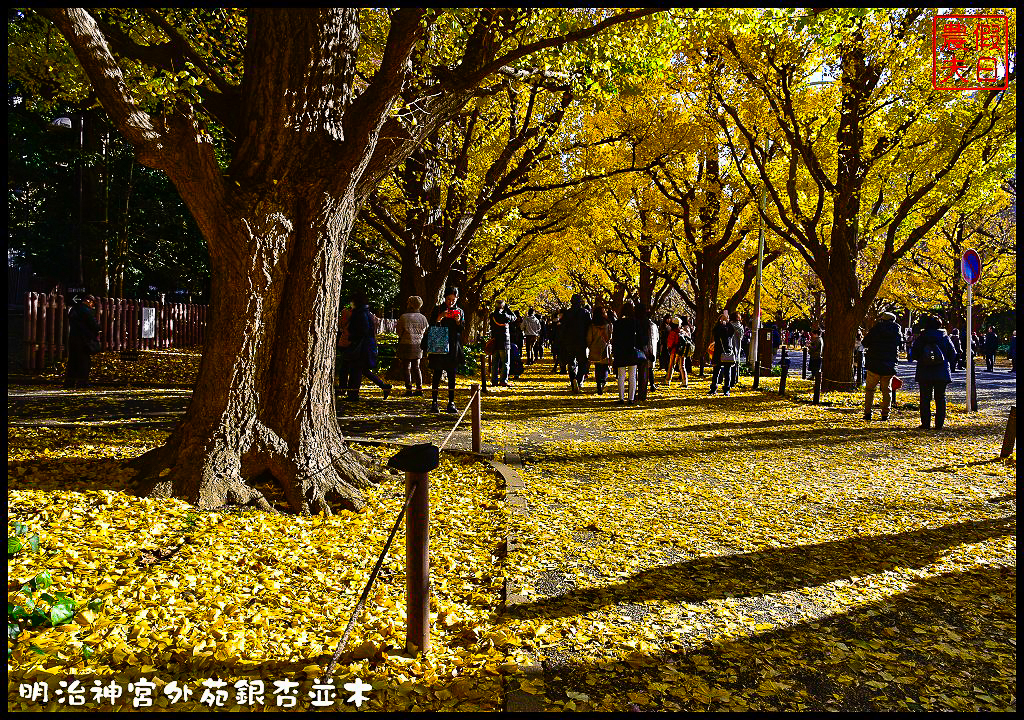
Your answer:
[961,249,981,285]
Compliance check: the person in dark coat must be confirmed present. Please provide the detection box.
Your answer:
[983,326,999,372]
[612,301,644,404]
[1009,330,1016,373]
[345,292,392,402]
[861,311,902,421]
[561,294,592,393]
[489,300,515,387]
[910,315,958,430]
[428,287,464,413]
[65,295,101,389]
[708,311,736,396]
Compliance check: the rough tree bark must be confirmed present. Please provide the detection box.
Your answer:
[43,7,659,513]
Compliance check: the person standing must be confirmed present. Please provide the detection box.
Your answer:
[586,307,614,394]
[637,311,658,401]
[396,295,429,396]
[948,327,964,371]
[561,294,592,393]
[65,294,101,389]
[910,315,958,430]
[983,326,999,372]
[612,301,643,404]
[1008,330,1016,373]
[523,308,541,364]
[345,292,392,402]
[807,328,824,380]
[489,300,514,387]
[708,311,736,396]
[729,311,744,389]
[861,312,902,421]
[428,287,464,413]
[510,312,525,381]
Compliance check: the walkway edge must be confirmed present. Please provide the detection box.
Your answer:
[493,448,546,713]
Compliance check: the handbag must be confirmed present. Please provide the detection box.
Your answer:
[484,338,495,354]
[425,325,449,355]
[720,351,736,364]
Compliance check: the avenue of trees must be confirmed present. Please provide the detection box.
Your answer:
[7,8,1015,513]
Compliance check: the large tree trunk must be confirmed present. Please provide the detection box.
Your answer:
[135,191,378,514]
[820,289,864,392]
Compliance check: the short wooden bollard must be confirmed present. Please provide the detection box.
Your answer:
[812,369,822,404]
[779,355,790,395]
[386,443,439,656]
[802,347,808,379]
[752,359,760,390]
[470,383,482,453]
[480,353,489,395]
[1001,406,1016,458]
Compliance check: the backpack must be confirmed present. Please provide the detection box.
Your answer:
[918,341,943,367]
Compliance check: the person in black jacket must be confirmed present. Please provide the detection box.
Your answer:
[561,294,592,393]
[612,301,643,404]
[861,312,902,421]
[65,295,101,389]
[983,326,999,372]
[708,311,736,396]
[910,315,958,430]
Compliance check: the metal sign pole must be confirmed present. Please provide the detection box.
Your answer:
[966,282,973,413]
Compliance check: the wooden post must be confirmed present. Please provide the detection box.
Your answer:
[1000,406,1016,458]
[480,351,488,395]
[406,470,430,655]
[813,368,822,404]
[752,359,760,390]
[802,346,808,379]
[779,352,790,396]
[470,383,482,454]
[25,293,36,371]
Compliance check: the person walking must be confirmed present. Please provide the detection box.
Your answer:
[1008,330,1016,373]
[708,311,736,396]
[65,294,101,389]
[428,287,465,413]
[523,308,541,364]
[910,315,958,430]
[489,300,515,387]
[861,311,902,421]
[586,307,614,394]
[396,295,429,396]
[612,301,644,404]
[561,294,592,393]
[345,292,392,402]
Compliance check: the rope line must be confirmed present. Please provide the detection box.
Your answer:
[324,387,479,678]
[439,388,479,452]
[324,479,418,680]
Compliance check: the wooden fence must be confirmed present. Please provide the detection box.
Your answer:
[23,292,207,371]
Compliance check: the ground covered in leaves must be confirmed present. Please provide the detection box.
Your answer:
[7,353,1017,711]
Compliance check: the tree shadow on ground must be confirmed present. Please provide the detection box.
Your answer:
[537,564,1016,711]
[505,515,1015,620]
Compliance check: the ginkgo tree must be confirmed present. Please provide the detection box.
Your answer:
[31,7,676,514]
[701,8,1016,389]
